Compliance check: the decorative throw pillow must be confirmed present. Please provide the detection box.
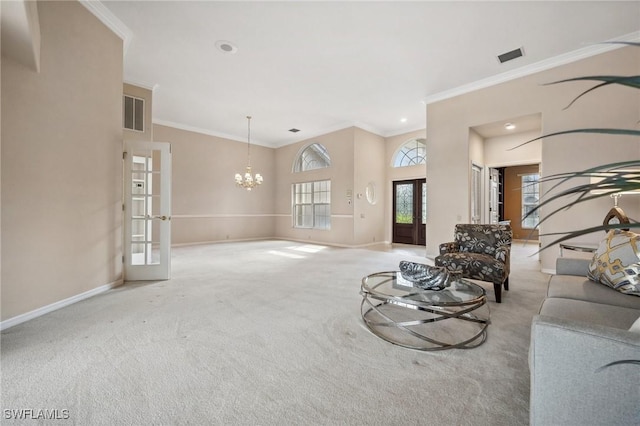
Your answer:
[588,230,640,296]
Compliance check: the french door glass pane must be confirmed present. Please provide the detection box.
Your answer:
[130,149,164,266]
[395,184,413,224]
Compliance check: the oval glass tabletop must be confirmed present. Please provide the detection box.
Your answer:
[361,271,486,307]
[360,271,489,350]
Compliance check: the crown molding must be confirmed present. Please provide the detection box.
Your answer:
[423,30,640,105]
[155,117,429,149]
[272,121,380,148]
[79,0,133,55]
[352,121,385,137]
[384,125,427,139]
[152,119,272,148]
[124,79,159,92]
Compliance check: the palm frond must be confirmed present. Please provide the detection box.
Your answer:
[539,161,640,194]
[543,76,640,109]
[602,41,640,48]
[545,75,640,89]
[521,163,640,232]
[537,223,640,251]
[510,128,640,150]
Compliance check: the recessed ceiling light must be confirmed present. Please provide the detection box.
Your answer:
[400,118,408,123]
[215,40,238,54]
[504,123,516,130]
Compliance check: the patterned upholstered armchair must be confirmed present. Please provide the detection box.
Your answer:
[435,224,513,303]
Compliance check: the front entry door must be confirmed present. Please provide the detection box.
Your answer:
[393,179,426,245]
[124,141,172,281]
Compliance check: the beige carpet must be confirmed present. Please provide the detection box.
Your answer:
[1,240,547,425]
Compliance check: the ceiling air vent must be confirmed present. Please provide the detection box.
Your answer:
[289,128,300,133]
[497,47,524,64]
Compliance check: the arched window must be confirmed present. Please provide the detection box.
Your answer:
[393,138,426,168]
[293,143,331,172]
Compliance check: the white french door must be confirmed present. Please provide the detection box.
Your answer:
[124,141,172,281]
[489,168,500,224]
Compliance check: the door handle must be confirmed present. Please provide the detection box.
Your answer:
[147,215,171,221]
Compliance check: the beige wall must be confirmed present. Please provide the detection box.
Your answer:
[484,130,542,167]
[275,127,356,246]
[124,83,153,142]
[153,124,276,245]
[469,129,484,166]
[1,1,123,321]
[354,128,385,246]
[427,46,640,271]
[163,123,424,248]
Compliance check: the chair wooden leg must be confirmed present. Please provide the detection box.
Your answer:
[493,282,502,303]
[504,276,509,291]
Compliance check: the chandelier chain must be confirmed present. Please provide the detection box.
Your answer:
[246,115,251,164]
[234,115,263,190]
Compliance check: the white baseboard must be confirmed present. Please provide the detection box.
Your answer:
[541,268,556,275]
[1,279,124,331]
[171,237,271,248]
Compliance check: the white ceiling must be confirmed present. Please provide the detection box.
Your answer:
[99,1,640,148]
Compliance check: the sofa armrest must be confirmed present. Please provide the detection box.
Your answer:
[438,241,458,255]
[556,257,591,276]
[529,315,640,426]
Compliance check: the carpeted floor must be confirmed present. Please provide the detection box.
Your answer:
[1,239,547,425]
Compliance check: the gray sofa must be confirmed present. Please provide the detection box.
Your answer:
[530,257,640,426]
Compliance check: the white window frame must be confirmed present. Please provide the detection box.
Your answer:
[521,173,540,229]
[393,138,426,168]
[293,143,331,172]
[471,163,483,224]
[292,180,331,230]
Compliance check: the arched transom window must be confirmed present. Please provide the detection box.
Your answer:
[293,143,331,172]
[393,138,426,168]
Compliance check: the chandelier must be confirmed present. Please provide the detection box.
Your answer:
[234,116,263,190]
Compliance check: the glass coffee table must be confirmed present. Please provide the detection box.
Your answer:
[360,271,489,351]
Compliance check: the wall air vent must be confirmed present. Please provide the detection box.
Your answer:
[123,95,144,132]
[497,47,524,64]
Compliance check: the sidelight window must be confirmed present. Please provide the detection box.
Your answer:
[521,173,540,229]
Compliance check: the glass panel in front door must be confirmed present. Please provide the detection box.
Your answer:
[395,183,414,224]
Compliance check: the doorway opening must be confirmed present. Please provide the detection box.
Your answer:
[503,164,540,241]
